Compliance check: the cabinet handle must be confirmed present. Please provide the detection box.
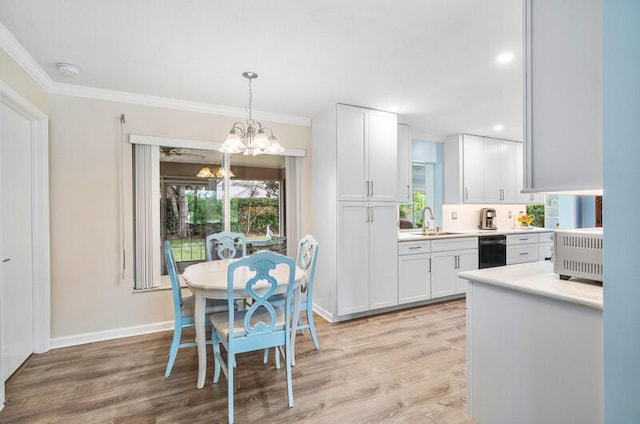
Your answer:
[499,188,504,201]
[370,181,374,197]
[428,258,431,273]
[406,185,410,200]
[408,246,422,250]
[464,187,469,201]
[519,252,529,256]
[370,206,374,223]
[455,255,459,269]
[2,258,10,263]
[365,181,370,197]
[365,207,370,223]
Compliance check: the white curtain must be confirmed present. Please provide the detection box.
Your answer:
[133,144,161,289]
[285,156,303,257]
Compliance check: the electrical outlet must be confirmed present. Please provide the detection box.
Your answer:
[508,211,513,218]
[452,211,458,220]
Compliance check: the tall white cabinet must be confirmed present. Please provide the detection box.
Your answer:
[312,104,398,321]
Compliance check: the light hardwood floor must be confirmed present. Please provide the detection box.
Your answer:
[1,299,476,423]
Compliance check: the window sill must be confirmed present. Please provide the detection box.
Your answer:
[132,274,187,294]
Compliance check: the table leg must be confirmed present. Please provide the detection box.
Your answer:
[194,289,207,389]
[290,287,301,366]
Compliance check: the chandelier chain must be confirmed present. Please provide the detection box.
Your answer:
[247,76,253,125]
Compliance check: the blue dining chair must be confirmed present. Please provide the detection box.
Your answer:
[209,250,296,424]
[264,235,320,366]
[164,240,229,378]
[205,231,247,261]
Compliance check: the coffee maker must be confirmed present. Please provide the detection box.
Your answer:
[479,208,497,230]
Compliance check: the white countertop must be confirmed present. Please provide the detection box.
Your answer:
[459,261,603,310]
[398,227,553,242]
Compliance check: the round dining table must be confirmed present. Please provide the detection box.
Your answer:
[183,258,305,389]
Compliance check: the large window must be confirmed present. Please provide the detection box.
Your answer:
[132,136,304,290]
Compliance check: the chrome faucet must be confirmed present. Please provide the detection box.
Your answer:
[422,206,436,235]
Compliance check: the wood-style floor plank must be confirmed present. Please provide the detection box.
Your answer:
[1,299,476,423]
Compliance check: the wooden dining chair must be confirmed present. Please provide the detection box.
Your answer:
[209,251,296,424]
[264,234,320,366]
[163,240,229,378]
[205,231,247,261]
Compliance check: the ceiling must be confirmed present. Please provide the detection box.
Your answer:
[0,0,524,141]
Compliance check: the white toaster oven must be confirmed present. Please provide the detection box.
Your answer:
[553,228,603,282]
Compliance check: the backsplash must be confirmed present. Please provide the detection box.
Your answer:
[442,204,529,232]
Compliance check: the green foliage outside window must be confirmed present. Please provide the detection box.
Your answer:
[526,204,545,227]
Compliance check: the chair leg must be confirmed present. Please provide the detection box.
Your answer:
[213,331,221,384]
[263,348,269,364]
[275,347,281,370]
[285,341,294,408]
[164,324,182,378]
[228,359,234,424]
[306,308,320,350]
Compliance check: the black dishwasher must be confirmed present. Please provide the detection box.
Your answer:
[478,235,507,269]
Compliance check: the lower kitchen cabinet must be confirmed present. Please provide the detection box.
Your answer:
[431,249,478,298]
[398,241,431,304]
[337,202,398,316]
[398,236,478,303]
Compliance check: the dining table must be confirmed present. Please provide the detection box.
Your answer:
[183,258,305,389]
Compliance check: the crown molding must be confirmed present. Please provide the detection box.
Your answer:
[0,22,311,127]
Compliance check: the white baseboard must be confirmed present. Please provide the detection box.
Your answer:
[50,321,174,349]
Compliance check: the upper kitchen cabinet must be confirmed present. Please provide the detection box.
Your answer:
[397,124,412,203]
[445,134,524,204]
[483,137,516,203]
[524,0,602,192]
[444,134,484,203]
[336,104,398,202]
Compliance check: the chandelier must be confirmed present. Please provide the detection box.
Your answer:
[196,166,235,179]
[219,72,284,156]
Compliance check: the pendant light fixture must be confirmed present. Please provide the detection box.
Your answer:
[219,72,285,156]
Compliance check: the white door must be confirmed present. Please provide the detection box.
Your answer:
[398,253,431,304]
[1,102,34,380]
[497,140,516,202]
[368,203,398,309]
[337,105,368,201]
[455,249,479,293]
[462,135,484,203]
[431,251,456,298]
[368,110,398,202]
[337,202,369,315]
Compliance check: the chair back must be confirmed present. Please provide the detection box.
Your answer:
[164,240,183,317]
[296,235,319,297]
[226,251,296,340]
[206,231,247,261]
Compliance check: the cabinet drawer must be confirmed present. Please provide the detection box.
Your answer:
[507,244,539,264]
[431,237,478,252]
[398,241,430,255]
[507,234,538,245]
[539,242,553,260]
[538,231,554,243]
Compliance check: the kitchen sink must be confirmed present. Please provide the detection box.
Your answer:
[401,231,459,237]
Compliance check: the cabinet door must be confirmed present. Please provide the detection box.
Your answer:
[369,110,398,202]
[398,254,431,304]
[397,124,412,203]
[455,249,479,293]
[484,138,516,203]
[337,105,368,201]
[462,135,485,203]
[369,203,398,309]
[498,140,516,202]
[431,251,456,298]
[337,203,370,315]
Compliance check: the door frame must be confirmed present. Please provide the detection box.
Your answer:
[0,80,50,410]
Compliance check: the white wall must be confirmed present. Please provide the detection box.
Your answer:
[47,94,311,342]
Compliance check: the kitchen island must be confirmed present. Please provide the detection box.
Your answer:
[459,261,603,424]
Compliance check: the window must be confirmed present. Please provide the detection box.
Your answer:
[131,135,304,290]
[399,162,435,228]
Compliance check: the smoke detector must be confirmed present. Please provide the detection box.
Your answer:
[56,62,81,77]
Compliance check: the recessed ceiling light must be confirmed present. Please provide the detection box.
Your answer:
[494,124,504,131]
[496,52,514,64]
[56,62,81,77]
